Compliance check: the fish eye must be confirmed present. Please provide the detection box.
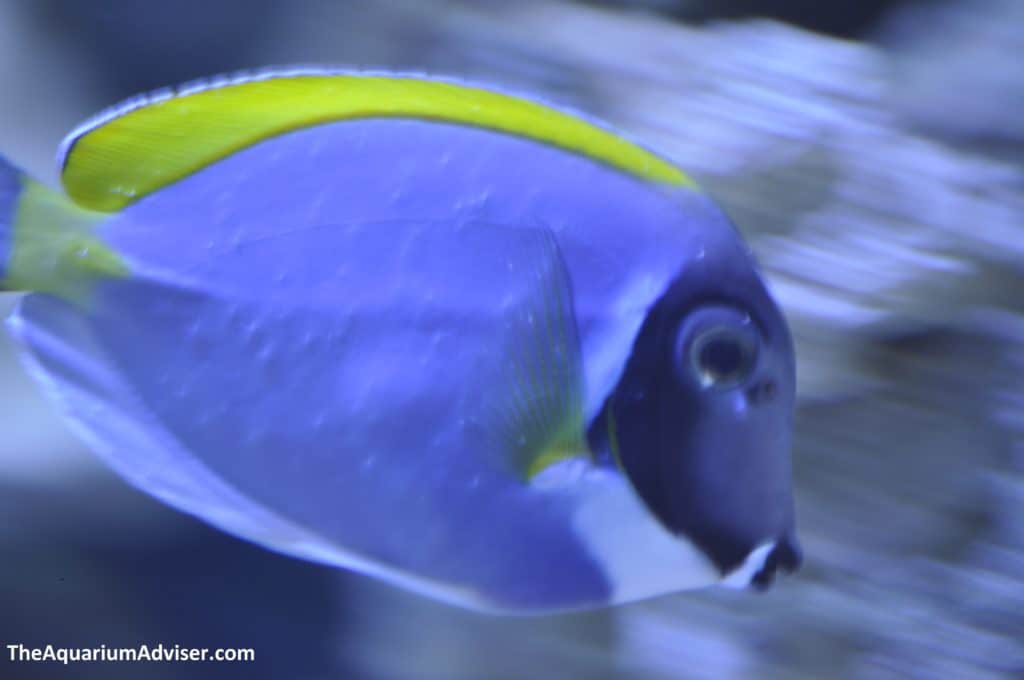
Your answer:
[675,306,759,389]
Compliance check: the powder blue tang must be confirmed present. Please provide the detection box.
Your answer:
[0,70,800,613]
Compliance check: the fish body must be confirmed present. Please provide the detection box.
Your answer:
[0,70,799,612]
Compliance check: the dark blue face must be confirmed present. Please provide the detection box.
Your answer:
[591,226,801,588]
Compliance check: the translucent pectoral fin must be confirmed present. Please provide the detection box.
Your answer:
[469,225,589,480]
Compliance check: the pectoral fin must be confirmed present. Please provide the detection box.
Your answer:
[468,225,588,480]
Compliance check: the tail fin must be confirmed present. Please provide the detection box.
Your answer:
[0,155,125,297]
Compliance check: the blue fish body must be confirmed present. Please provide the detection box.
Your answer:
[0,71,800,612]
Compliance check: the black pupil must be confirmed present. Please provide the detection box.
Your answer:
[699,337,744,380]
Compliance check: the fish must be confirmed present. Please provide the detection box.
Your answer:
[0,69,800,613]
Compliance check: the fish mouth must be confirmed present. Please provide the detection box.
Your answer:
[721,534,802,591]
[749,534,803,591]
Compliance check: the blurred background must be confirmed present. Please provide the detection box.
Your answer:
[1,0,1022,678]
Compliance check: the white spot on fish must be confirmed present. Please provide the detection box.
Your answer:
[224,305,242,329]
[184,319,203,340]
[110,184,137,197]
[244,427,265,445]
[257,344,274,362]
[241,319,262,346]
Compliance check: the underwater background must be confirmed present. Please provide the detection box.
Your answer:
[1,0,1022,678]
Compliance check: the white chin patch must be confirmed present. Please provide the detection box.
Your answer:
[720,541,776,589]
[560,464,720,604]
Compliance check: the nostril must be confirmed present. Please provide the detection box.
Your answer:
[749,536,803,591]
[746,379,778,405]
[750,550,778,591]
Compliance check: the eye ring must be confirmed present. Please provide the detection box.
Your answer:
[675,306,760,390]
[689,327,757,389]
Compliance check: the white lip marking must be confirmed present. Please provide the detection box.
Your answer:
[720,541,775,589]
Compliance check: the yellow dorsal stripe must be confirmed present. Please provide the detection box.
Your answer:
[59,70,694,212]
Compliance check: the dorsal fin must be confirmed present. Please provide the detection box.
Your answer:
[58,68,694,212]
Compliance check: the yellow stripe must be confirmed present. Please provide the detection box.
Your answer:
[61,72,695,212]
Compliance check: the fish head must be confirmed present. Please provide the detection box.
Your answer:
[603,210,801,589]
